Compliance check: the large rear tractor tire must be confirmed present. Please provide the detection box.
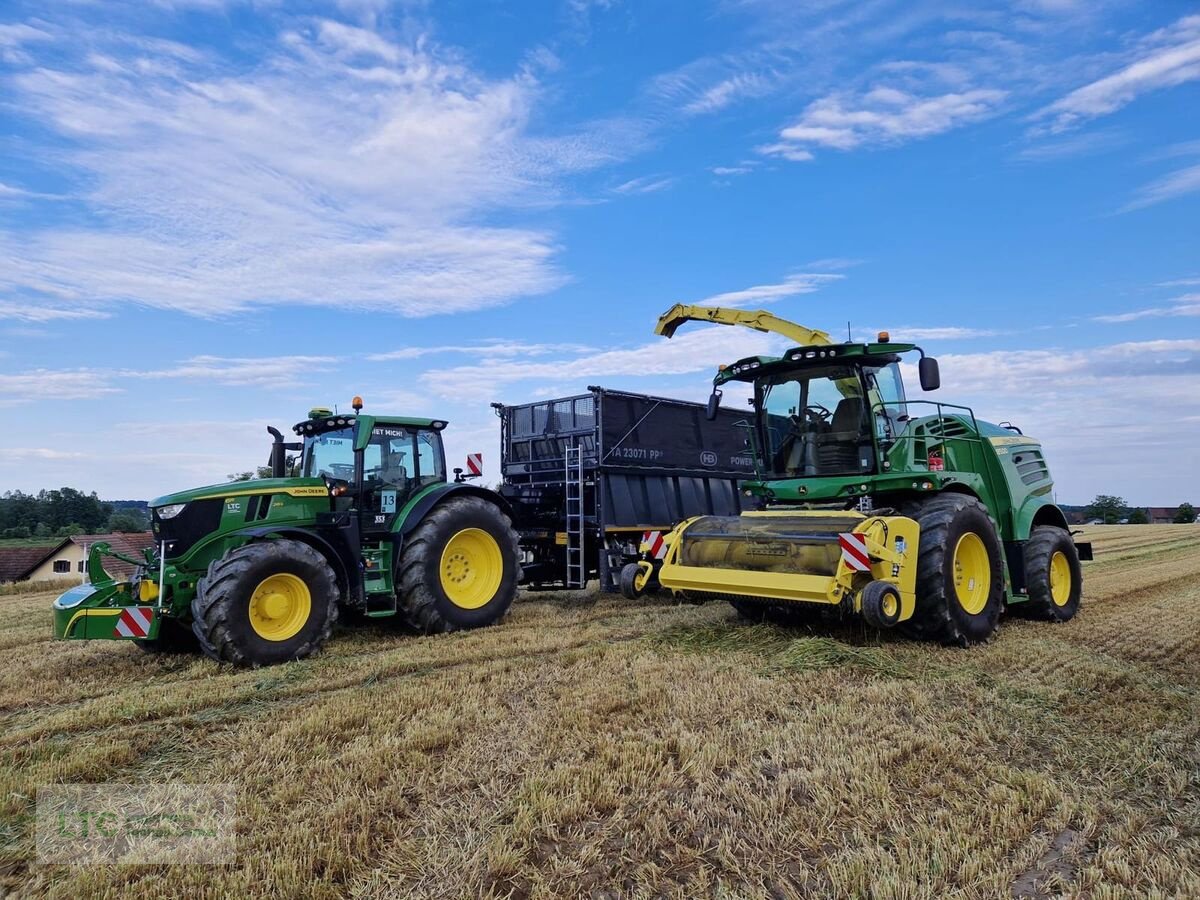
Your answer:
[903,494,1004,647]
[397,496,520,633]
[1017,526,1082,622]
[136,616,198,654]
[192,540,339,667]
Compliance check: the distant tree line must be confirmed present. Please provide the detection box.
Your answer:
[1086,495,1196,525]
[0,489,149,539]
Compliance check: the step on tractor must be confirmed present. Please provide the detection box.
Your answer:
[53,399,521,666]
[620,306,1092,646]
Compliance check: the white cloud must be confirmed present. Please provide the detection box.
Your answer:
[1093,293,1200,323]
[884,326,999,341]
[125,355,338,388]
[921,339,1200,504]
[0,370,121,405]
[762,86,1007,159]
[422,328,780,399]
[367,340,592,362]
[0,17,595,318]
[0,22,52,47]
[0,302,110,322]
[1038,15,1200,130]
[612,175,677,195]
[1122,162,1200,212]
[710,164,756,177]
[691,272,844,307]
[682,72,773,115]
[6,448,86,461]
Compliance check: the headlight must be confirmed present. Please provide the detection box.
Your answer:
[156,503,187,520]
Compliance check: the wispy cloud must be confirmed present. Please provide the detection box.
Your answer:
[611,175,677,195]
[1093,293,1200,323]
[690,272,844,307]
[0,302,110,322]
[1036,14,1200,131]
[1016,128,1127,161]
[125,356,338,389]
[421,328,780,399]
[0,370,121,405]
[367,340,593,362]
[1123,162,1200,212]
[710,163,757,177]
[761,86,1007,160]
[885,326,1000,341]
[0,16,604,318]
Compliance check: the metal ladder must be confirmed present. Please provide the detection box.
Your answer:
[564,443,585,589]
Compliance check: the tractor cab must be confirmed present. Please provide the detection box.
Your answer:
[710,336,941,482]
[291,407,448,533]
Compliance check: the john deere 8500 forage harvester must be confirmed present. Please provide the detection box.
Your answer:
[621,305,1091,646]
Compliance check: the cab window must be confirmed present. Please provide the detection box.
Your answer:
[415,431,444,488]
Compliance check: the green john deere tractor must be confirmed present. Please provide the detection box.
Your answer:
[53,399,520,666]
[620,305,1092,646]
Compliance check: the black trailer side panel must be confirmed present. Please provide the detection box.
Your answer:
[602,472,742,529]
[598,392,757,476]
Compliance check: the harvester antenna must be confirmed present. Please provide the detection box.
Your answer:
[847,321,852,342]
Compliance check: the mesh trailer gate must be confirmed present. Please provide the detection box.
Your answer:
[493,386,757,591]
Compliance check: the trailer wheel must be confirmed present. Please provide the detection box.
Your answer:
[136,616,197,654]
[619,562,652,600]
[1018,526,1082,622]
[192,539,339,667]
[902,494,1003,647]
[397,496,520,633]
[860,581,902,630]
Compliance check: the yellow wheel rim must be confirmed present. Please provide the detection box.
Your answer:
[633,562,652,593]
[440,528,503,609]
[881,591,899,620]
[1049,551,1071,606]
[249,573,312,641]
[952,532,991,615]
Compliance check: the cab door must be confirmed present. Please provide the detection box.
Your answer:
[361,426,418,536]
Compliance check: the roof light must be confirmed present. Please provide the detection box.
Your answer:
[878,331,890,342]
[352,395,364,412]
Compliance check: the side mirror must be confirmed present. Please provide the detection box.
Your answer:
[705,389,722,421]
[919,356,941,392]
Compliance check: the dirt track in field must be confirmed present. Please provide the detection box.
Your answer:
[2,525,1198,898]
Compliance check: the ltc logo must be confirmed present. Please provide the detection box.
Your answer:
[700,451,717,467]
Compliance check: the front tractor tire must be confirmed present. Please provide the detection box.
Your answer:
[192,539,339,667]
[904,494,1004,647]
[397,496,520,633]
[1018,526,1082,622]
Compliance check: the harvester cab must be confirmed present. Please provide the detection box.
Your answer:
[53,400,521,667]
[622,305,1092,647]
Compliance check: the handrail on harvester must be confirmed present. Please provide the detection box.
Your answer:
[654,304,834,347]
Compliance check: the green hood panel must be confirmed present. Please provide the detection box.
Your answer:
[150,477,328,508]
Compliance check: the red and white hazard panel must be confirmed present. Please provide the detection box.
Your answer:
[466,453,483,476]
[838,532,873,572]
[642,531,668,559]
[114,606,155,639]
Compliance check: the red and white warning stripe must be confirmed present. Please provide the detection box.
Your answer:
[642,531,668,560]
[114,606,155,639]
[466,453,483,476]
[838,532,873,572]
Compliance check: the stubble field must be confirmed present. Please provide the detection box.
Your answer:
[2,524,1198,898]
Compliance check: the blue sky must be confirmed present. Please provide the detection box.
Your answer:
[1,0,1197,505]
